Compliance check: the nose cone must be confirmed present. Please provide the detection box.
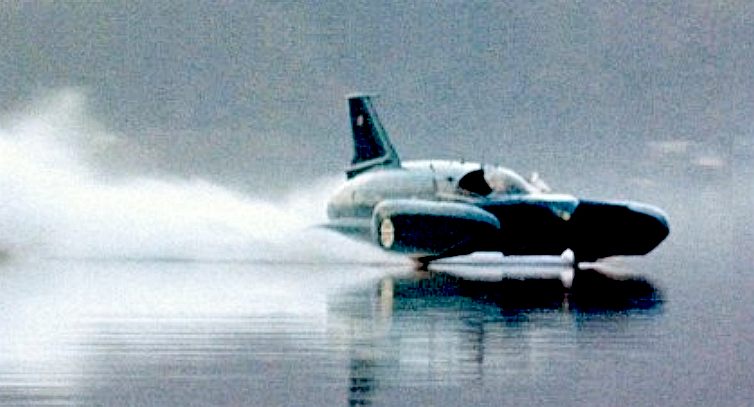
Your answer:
[628,203,670,254]
[627,203,670,252]
[569,200,670,260]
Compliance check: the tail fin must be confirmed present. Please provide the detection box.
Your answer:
[346,94,401,178]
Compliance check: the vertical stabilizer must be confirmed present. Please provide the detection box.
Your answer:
[346,94,401,178]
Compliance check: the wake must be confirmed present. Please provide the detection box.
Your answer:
[0,89,388,263]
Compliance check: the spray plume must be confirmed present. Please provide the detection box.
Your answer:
[0,89,387,263]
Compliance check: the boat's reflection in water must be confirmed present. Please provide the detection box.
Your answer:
[0,260,664,406]
[331,265,663,406]
[388,266,660,312]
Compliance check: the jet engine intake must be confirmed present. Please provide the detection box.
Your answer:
[372,200,500,257]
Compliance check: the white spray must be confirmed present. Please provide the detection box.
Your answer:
[0,89,389,263]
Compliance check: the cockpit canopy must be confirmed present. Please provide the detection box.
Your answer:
[457,165,541,196]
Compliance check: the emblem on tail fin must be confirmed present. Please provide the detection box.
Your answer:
[346,94,401,178]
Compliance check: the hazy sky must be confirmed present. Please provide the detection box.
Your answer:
[1,1,752,199]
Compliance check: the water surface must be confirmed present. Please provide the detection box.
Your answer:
[0,252,748,406]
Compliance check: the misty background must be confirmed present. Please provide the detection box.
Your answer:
[0,1,752,255]
[0,5,753,404]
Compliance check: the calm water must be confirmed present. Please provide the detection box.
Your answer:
[0,245,750,406]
